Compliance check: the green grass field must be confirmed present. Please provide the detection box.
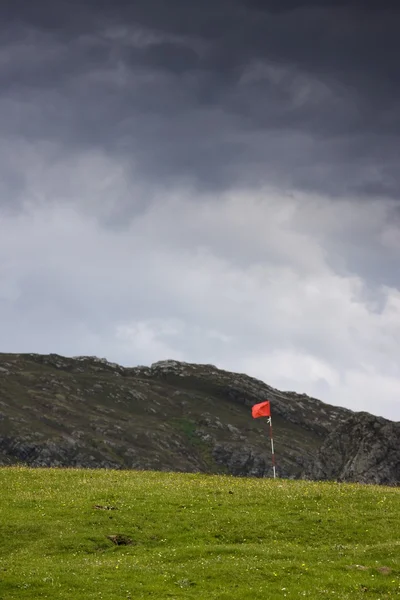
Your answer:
[0,468,399,599]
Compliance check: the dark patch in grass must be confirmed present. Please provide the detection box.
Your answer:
[107,534,133,546]
[175,578,196,588]
[377,566,392,575]
[94,504,118,510]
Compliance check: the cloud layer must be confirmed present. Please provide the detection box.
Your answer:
[1,1,400,420]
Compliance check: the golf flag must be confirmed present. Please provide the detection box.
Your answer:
[251,400,276,478]
[251,400,271,419]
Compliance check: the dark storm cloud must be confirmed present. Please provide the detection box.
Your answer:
[0,0,399,198]
[2,1,400,421]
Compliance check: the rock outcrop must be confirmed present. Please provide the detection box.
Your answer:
[304,412,400,486]
[0,353,398,485]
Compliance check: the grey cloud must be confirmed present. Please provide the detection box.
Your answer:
[2,0,400,423]
[0,0,399,200]
[2,194,400,419]
[124,42,201,74]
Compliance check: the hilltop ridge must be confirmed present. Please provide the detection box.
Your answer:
[0,352,398,484]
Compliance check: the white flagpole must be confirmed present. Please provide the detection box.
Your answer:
[268,416,276,479]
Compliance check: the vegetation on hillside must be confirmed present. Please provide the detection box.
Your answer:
[0,352,342,479]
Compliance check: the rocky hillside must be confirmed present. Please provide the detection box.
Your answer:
[0,353,398,485]
[305,412,400,486]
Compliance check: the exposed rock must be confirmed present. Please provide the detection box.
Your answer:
[304,413,400,485]
[0,352,398,485]
[213,443,267,477]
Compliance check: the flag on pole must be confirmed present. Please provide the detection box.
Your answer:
[251,400,276,479]
[251,400,271,419]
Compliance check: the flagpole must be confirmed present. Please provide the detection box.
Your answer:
[268,416,276,479]
[251,400,276,479]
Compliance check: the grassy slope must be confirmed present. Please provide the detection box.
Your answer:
[0,353,324,476]
[0,469,399,600]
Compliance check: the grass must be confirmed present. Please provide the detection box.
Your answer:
[170,418,222,472]
[0,468,399,599]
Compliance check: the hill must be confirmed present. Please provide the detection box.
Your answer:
[0,353,399,484]
[0,467,399,599]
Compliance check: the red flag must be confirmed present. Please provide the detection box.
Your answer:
[252,400,271,419]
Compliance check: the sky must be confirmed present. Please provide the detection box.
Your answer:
[1,0,400,421]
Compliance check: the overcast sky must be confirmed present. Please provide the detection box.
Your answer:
[1,1,400,420]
